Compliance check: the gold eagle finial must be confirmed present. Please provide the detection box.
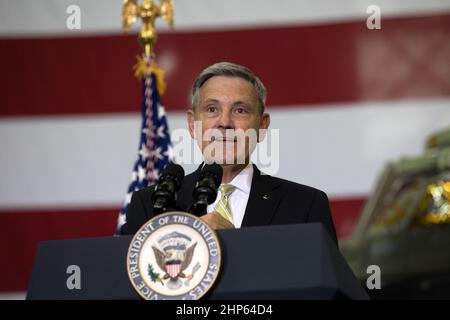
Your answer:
[122,0,174,55]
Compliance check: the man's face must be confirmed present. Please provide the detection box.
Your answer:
[188,75,270,165]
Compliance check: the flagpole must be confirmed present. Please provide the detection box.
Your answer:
[116,0,175,234]
[121,0,175,184]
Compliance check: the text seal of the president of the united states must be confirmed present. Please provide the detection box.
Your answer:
[127,211,222,300]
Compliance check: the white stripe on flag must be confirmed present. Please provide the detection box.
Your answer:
[1,98,449,209]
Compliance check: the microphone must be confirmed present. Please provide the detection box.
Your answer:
[151,163,185,215]
[190,163,223,216]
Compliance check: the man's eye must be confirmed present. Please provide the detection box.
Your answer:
[206,106,217,113]
[235,107,248,114]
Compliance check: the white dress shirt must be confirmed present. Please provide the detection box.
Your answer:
[207,163,254,228]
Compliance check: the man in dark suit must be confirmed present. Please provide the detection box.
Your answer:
[121,62,337,244]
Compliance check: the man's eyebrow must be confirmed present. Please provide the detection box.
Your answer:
[200,98,219,104]
[232,100,251,106]
[200,98,252,106]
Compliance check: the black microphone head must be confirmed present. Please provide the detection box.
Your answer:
[200,163,223,189]
[152,163,185,214]
[190,163,223,215]
[161,163,185,189]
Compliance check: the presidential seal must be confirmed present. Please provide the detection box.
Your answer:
[127,211,222,300]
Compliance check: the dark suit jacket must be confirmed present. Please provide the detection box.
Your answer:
[121,164,338,244]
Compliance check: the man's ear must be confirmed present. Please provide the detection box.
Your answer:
[260,112,270,130]
[258,113,270,142]
[187,109,195,139]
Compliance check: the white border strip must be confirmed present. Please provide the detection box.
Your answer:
[1,0,450,37]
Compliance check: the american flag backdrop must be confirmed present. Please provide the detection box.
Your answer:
[1,0,450,298]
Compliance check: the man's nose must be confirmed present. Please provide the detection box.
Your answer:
[217,109,233,129]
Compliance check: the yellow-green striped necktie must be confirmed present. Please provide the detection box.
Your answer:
[214,184,236,223]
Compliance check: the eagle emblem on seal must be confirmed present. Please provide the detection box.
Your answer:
[149,231,201,289]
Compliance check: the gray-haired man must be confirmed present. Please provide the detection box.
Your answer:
[122,62,337,244]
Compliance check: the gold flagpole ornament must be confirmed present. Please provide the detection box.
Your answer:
[122,0,174,56]
[122,0,173,92]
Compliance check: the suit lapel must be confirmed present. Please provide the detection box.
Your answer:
[241,165,281,227]
[176,164,282,225]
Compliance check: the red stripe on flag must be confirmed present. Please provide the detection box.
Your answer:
[329,197,366,239]
[1,14,449,117]
[0,198,364,292]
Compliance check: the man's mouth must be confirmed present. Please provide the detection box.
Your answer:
[211,136,238,142]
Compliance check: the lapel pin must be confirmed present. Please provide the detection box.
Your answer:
[262,194,269,200]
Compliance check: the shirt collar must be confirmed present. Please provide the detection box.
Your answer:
[228,163,253,194]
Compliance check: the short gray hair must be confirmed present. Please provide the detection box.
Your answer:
[191,62,266,114]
